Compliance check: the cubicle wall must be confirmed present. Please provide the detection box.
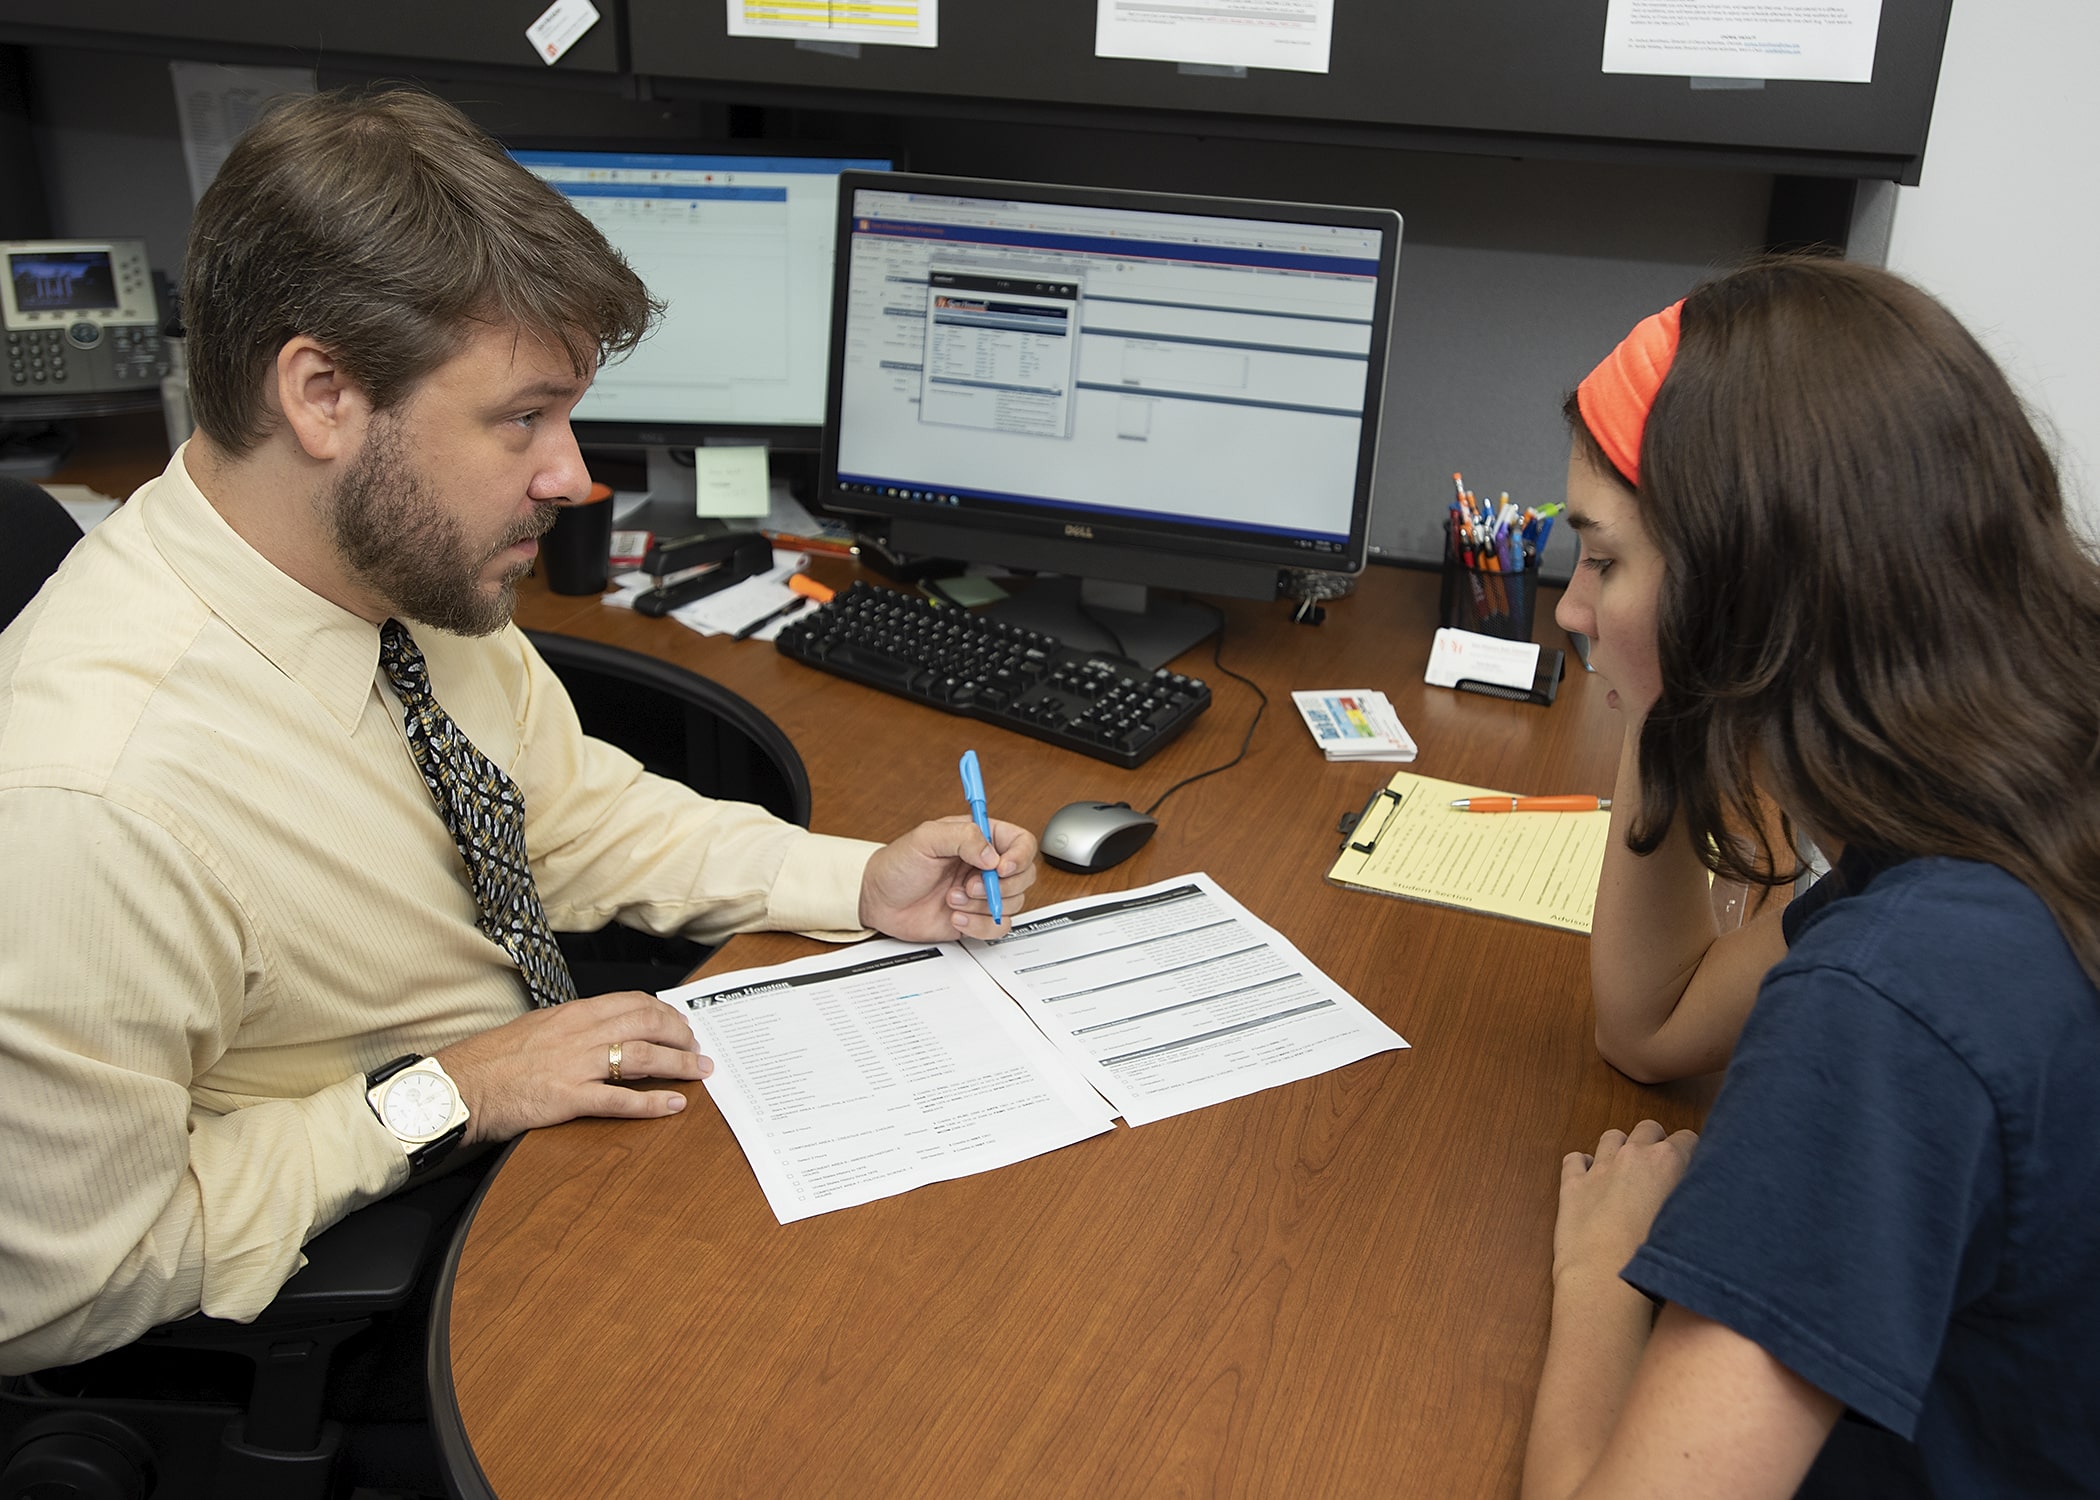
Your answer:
[0,1,1948,570]
[631,0,1950,183]
[0,0,623,73]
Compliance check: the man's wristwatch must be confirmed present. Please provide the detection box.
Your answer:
[364,1054,470,1172]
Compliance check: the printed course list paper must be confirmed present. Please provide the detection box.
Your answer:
[668,941,1115,1223]
[966,873,1406,1127]
[728,0,938,49]
[1601,0,1884,83]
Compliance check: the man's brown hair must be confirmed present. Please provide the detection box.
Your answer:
[182,87,657,452]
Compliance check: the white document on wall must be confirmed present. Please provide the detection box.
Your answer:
[169,62,316,204]
[668,941,1115,1223]
[727,0,938,49]
[1601,0,1884,83]
[965,874,1407,1128]
[1094,0,1333,74]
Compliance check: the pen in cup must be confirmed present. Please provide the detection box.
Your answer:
[1450,795,1611,813]
[958,749,1003,924]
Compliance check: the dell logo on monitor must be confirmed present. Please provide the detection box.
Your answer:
[1063,524,1095,540]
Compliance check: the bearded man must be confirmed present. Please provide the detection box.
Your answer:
[0,87,1035,1377]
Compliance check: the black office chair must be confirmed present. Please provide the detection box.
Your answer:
[525,629,813,996]
[0,475,85,630]
[0,1193,454,1500]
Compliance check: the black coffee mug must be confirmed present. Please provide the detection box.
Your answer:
[542,486,615,595]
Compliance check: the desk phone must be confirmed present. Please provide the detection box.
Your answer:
[3,239,169,396]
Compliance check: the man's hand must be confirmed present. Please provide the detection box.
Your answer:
[860,814,1039,941]
[434,991,711,1145]
[1553,1119,1698,1286]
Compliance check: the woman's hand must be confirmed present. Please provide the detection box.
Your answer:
[1554,1119,1699,1286]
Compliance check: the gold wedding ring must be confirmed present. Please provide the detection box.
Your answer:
[608,1042,623,1083]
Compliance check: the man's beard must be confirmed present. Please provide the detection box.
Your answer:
[326,418,554,637]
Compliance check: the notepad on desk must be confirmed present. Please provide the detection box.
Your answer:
[1327,770,1610,933]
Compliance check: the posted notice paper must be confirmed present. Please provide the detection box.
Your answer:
[1601,0,1885,84]
[671,873,1406,1219]
[728,0,938,48]
[1095,0,1333,75]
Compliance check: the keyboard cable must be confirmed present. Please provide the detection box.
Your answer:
[1140,602,1266,818]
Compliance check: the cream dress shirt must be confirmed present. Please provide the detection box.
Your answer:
[0,450,879,1374]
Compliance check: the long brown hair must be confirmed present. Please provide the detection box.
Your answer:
[1587,257,2100,986]
[184,87,659,453]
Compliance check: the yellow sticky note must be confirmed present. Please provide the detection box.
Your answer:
[693,446,771,519]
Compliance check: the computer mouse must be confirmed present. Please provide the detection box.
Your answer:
[1041,801,1158,874]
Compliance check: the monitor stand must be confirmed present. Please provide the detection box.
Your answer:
[985,576,1216,673]
[615,446,754,547]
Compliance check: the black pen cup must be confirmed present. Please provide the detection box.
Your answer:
[541,484,615,595]
[1439,541,1538,642]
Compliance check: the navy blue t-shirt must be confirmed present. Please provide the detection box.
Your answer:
[1623,853,2100,1496]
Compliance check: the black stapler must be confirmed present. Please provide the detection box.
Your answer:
[632,525,773,617]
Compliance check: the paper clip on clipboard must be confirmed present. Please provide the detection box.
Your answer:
[1341,786,1406,854]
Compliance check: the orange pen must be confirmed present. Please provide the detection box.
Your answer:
[1449,795,1611,813]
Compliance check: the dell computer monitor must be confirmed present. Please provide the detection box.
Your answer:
[821,172,1402,667]
[511,143,893,511]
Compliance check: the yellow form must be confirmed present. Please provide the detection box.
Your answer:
[1327,770,1610,933]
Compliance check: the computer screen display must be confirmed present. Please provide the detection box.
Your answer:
[511,145,894,450]
[821,172,1401,661]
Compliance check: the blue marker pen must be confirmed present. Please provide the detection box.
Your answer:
[958,749,1003,925]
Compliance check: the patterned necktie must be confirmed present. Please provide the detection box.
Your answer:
[378,619,577,1008]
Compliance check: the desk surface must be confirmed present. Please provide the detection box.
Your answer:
[442,563,1712,1499]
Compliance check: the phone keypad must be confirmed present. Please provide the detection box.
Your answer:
[6,329,67,387]
[6,325,166,388]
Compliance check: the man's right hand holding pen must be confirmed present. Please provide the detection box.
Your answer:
[856,803,1036,943]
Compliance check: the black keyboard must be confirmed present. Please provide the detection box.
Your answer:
[775,582,1211,767]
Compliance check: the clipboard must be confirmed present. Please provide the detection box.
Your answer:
[1327,770,1609,933]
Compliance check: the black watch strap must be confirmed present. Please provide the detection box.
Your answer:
[367,1053,421,1087]
[405,1123,466,1174]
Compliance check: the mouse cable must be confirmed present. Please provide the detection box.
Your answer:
[1141,602,1267,819]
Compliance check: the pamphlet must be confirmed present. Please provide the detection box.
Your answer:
[1291,689,1417,762]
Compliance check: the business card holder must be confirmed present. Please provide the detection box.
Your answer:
[1455,647,1565,707]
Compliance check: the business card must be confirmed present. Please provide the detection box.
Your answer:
[1424,629,1540,691]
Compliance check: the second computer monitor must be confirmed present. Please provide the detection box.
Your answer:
[511,143,893,455]
[822,172,1402,666]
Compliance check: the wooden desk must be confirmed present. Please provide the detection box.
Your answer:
[441,565,1713,1499]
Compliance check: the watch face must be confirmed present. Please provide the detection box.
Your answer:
[381,1069,457,1140]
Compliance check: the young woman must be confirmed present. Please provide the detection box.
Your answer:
[1521,257,2100,1498]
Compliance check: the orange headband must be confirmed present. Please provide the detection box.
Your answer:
[1576,299,1683,488]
